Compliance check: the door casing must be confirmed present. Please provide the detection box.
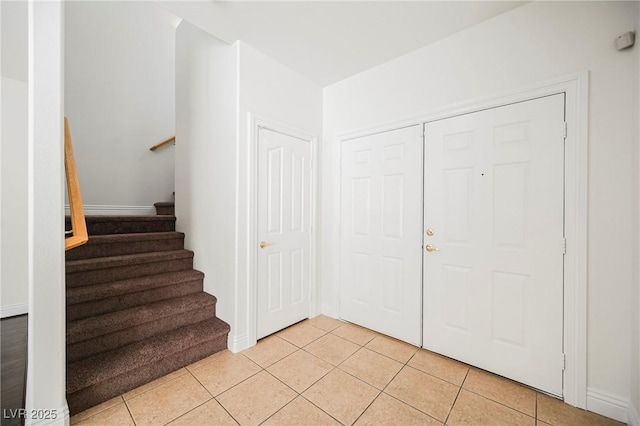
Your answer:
[335,71,588,408]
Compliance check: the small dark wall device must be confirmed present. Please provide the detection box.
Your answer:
[614,31,635,50]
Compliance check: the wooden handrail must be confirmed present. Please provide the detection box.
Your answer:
[149,135,175,151]
[64,117,88,251]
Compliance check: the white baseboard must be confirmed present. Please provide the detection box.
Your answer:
[228,332,251,353]
[586,387,629,423]
[1,302,28,318]
[321,303,339,318]
[64,204,155,216]
[629,402,640,426]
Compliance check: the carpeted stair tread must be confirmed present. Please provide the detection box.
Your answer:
[153,201,175,216]
[66,250,193,273]
[67,296,216,362]
[66,250,195,287]
[66,317,230,395]
[66,271,205,321]
[65,232,185,261]
[67,292,216,345]
[67,270,204,306]
[66,215,176,235]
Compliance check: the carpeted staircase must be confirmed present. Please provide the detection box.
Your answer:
[65,208,230,414]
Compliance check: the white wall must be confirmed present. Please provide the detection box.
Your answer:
[175,21,239,338]
[26,1,68,423]
[322,1,636,421]
[234,41,323,349]
[64,2,178,213]
[1,0,28,317]
[175,24,323,350]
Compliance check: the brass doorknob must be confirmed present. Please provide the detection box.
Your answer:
[425,244,440,253]
[259,241,270,249]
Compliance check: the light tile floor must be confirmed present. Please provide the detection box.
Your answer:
[71,316,623,426]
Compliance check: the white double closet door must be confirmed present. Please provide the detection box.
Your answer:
[340,94,565,396]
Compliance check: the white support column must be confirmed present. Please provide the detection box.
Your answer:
[25,1,68,424]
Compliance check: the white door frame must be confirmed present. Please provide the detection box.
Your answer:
[336,71,588,408]
[247,114,318,347]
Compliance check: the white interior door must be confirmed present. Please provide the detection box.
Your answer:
[423,94,565,396]
[340,125,423,346]
[257,127,311,339]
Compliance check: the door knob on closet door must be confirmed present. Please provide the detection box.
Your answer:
[259,241,270,249]
[425,244,440,253]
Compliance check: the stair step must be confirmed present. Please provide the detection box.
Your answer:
[66,215,176,235]
[65,232,185,261]
[66,250,194,288]
[154,201,175,216]
[67,317,230,414]
[67,270,205,321]
[66,293,217,362]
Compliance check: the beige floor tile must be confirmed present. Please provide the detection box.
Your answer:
[365,335,419,363]
[187,349,233,371]
[354,392,442,426]
[307,314,344,332]
[339,347,403,390]
[536,393,624,426]
[277,321,327,347]
[241,335,297,368]
[385,366,459,422]
[462,368,536,417]
[217,370,297,426]
[168,399,238,425]
[126,374,211,426]
[332,322,378,345]
[536,421,552,426]
[408,349,469,386]
[447,389,535,426]
[267,349,333,393]
[188,349,262,396]
[73,402,134,426]
[263,396,342,426]
[303,369,379,425]
[122,368,188,400]
[304,333,360,366]
[70,396,124,424]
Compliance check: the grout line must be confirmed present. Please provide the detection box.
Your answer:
[299,335,360,367]
[213,395,242,426]
[378,392,443,424]
[460,386,538,419]
[443,368,469,425]
[122,394,137,426]
[275,321,329,349]
[186,366,215,399]
[193,363,259,426]
[297,393,347,425]
[350,389,383,425]
[256,386,302,426]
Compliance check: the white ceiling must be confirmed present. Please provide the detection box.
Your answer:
[160,1,526,87]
